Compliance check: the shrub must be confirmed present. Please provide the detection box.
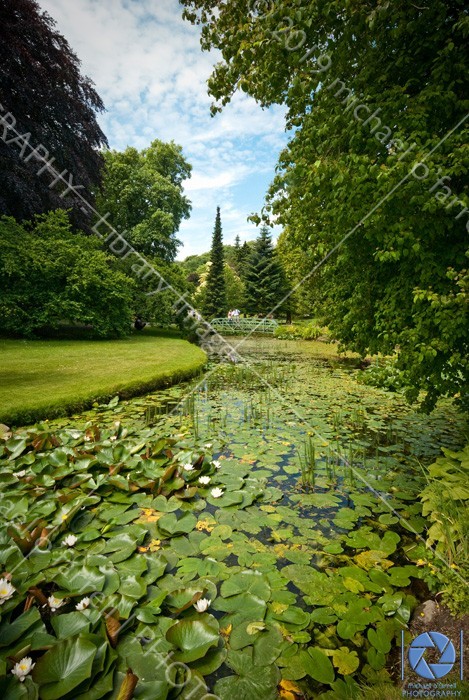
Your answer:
[274,322,328,341]
[419,443,469,615]
[357,358,407,392]
[0,211,135,338]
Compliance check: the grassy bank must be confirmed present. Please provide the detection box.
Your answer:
[0,329,206,426]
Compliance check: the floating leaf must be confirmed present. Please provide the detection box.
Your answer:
[221,571,271,601]
[304,647,335,684]
[214,648,280,700]
[332,648,359,675]
[158,512,198,537]
[367,627,392,654]
[165,614,219,663]
[32,635,97,700]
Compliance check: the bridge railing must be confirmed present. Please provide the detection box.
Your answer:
[210,317,278,334]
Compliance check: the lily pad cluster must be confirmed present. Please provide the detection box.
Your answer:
[0,423,240,698]
[1,338,467,698]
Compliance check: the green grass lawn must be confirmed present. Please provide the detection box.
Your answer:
[0,329,206,426]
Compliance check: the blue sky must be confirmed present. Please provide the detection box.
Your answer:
[38,0,289,258]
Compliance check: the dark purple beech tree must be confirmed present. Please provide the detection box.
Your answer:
[0,0,108,228]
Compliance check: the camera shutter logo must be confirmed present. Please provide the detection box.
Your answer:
[408,631,456,680]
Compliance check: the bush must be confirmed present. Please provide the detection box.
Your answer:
[357,358,407,392]
[274,321,327,341]
[419,443,469,615]
[0,211,135,338]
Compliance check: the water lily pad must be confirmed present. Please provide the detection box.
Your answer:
[214,592,267,624]
[51,612,90,639]
[310,607,338,625]
[32,635,97,700]
[282,565,342,603]
[367,626,392,654]
[386,566,419,586]
[189,642,227,675]
[214,648,281,700]
[324,542,344,554]
[158,512,198,537]
[354,550,393,571]
[378,592,403,614]
[332,648,360,675]
[165,613,219,663]
[367,647,386,670]
[221,570,271,601]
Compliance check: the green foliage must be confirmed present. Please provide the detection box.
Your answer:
[130,257,189,328]
[419,443,469,614]
[244,226,288,316]
[224,264,245,310]
[1,339,467,695]
[200,207,227,319]
[194,262,244,313]
[274,322,327,341]
[358,358,408,394]
[181,0,469,409]
[0,424,225,698]
[0,0,107,229]
[0,211,134,338]
[96,140,192,262]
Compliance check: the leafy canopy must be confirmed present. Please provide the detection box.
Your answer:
[0,0,108,228]
[181,0,469,408]
[96,140,192,262]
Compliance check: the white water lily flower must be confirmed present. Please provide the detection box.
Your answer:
[48,595,65,612]
[11,656,35,682]
[62,534,77,547]
[193,598,211,613]
[198,476,211,485]
[15,470,27,478]
[76,597,90,610]
[210,487,224,499]
[204,443,212,448]
[182,463,194,472]
[0,578,15,604]
[212,460,222,470]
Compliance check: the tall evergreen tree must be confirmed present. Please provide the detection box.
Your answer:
[201,207,226,319]
[238,241,251,278]
[244,226,286,316]
[231,234,244,275]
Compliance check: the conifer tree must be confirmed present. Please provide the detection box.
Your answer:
[232,234,244,275]
[201,207,226,319]
[244,226,286,316]
[237,241,251,277]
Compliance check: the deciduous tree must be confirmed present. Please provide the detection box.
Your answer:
[0,210,134,338]
[0,0,107,227]
[96,140,192,262]
[182,0,468,408]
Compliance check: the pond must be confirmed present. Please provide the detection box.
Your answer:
[1,338,466,699]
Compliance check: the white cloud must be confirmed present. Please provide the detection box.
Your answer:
[38,0,288,256]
